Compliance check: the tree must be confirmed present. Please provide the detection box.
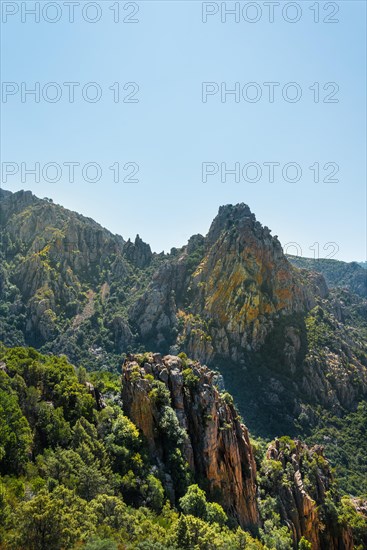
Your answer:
[206,501,227,526]
[8,487,93,550]
[84,540,118,550]
[34,403,71,450]
[179,484,208,519]
[87,494,126,531]
[144,474,165,512]
[0,480,9,531]
[179,484,227,526]
[0,386,32,474]
[77,464,112,501]
[103,411,141,475]
[43,447,111,501]
[175,514,192,549]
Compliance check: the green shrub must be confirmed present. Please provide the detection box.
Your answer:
[182,368,199,389]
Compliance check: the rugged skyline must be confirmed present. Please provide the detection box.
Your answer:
[1,188,366,547]
[2,1,366,261]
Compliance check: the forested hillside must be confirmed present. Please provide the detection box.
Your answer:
[0,346,366,549]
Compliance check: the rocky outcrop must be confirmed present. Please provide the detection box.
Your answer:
[123,234,152,268]
[187,204,309,358]
[129,203,317,366]
[265,439,353,550]
[0,190,139,357]
[131,204,309,359]
[121,353,259,528]
[133,205,357,373]
[128,262,179,351]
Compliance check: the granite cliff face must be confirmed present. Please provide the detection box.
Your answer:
[0,190,128,346]
[130,203,310,360]
[121,353,259,528]
[264,439,353,550]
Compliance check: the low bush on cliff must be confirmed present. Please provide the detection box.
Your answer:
[182,368,199,389]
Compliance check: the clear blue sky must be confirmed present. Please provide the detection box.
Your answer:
[1,1,366,261]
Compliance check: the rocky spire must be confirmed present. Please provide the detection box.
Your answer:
[123,234,152,268]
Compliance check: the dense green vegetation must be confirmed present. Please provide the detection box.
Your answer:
[306,402,367,497]
[1,345,366,549]
[1,345,366,548]
[0,345,270,549]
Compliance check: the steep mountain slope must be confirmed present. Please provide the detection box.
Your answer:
[130,204,367,439]
[1,189,367,496]
[287,255,367,298]
[131,204,310,359]
[0,189,165,367]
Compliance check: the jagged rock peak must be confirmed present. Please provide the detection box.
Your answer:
[206,203,256,247]
[123,234,152,268]
[0,188,13,200]
[218,203,253,217]
[0,188,39,215]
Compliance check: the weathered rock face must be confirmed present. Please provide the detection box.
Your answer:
[298,288,367,414]
[0,190,140,357]
[265,439,353,550]
[121,353,259,528]
[187,204,308,358]
[130,203,311,360]
[128,262,180,351]
[129,204,367,437]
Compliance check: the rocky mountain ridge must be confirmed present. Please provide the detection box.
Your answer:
[1,189,366,489]
[287,254,367,299]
